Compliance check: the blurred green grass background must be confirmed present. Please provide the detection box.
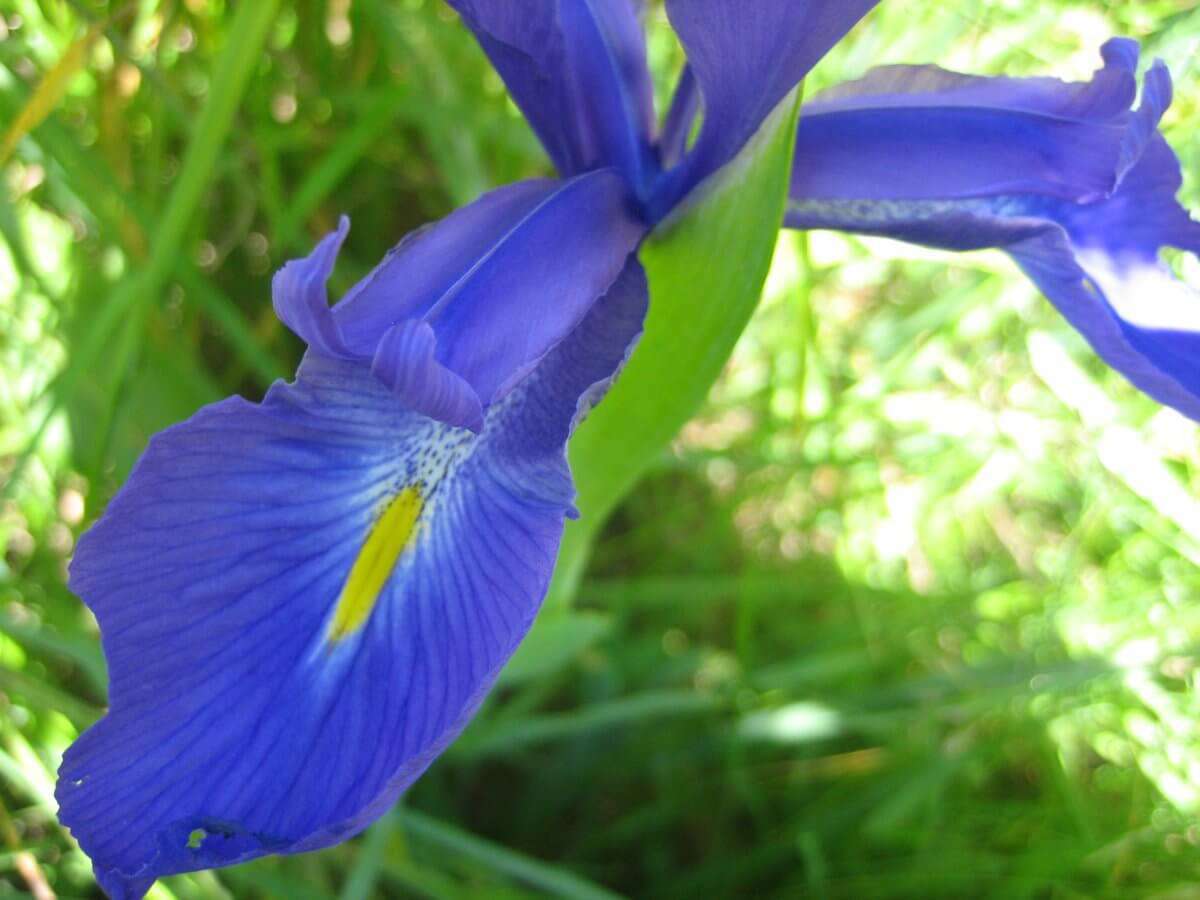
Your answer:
[3,1,1200,897]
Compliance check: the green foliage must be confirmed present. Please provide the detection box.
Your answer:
[551,86,800,605]
[2,2,1200,898]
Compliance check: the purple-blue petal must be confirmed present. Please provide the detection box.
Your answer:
[443,1,575,173]
[786,43,1200,421]
[272,216,354,359]
[275,172,645,430]
[655,0,879,211]
[805,37,1139,119]
[419,171,645,407]
[335,180,560,352]
[371,320,484,432]
[1117,59,1171,187]
[559,0,659,194]
[659,64,698,169]
[1031,138,1200,408]
[445,0,656,190]
[57,259,649,899]
[792,39,1158,204]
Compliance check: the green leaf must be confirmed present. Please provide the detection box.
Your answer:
[550,88,803,604]
[0,22,103,166]
[274,89,406,253]
[452,690,720,760]
[338,813,393,900]
[394,809,623,900]
[87,0,282,455]
[0,0,285,500]
[497,610,611,687]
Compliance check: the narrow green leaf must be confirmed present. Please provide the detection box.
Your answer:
[275,90,405,252]
[395,810,624,900]
[0,22,102,165]
[3,6,276,495]
[0,79,281,391]
[176,267,288,387]
[550,89,803,603]
[0,667,100,728]
[453,690,721,760]
[338,815,393,900]
[0,609,106,694]
[91,0,282,432]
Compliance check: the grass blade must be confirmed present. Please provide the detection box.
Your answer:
[396,810,624,900]
[0,22,102,165]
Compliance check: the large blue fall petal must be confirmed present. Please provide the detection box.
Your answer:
[57,261,649,899]
[446,0,656,192]
[786,41,1200,420]
[274,172,645,431]
[653,0,879,213]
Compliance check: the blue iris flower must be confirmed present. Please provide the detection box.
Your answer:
[787,38,1200,419]
[55,2,1199,897]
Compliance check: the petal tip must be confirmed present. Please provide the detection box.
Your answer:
[371,320,486,430]
[272,216,355,358]
[1100,36,1140,73]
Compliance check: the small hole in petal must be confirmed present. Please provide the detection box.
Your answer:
[186,828,207,850]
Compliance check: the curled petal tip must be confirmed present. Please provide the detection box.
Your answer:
[1100,36,1140,72]
[1115,56,1174,190]
[272,216,354,359]
[371,320,486,433]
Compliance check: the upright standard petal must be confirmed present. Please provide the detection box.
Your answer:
[654,0,879,212]
[57,258,649,899]
[274,171,646,431]
[445,0,657,192]
[659,65,699,169]
[785,42,1200,421]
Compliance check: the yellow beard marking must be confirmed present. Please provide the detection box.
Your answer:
[328,485,424,643]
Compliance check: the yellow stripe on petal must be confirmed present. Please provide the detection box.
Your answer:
[329,485,424,643]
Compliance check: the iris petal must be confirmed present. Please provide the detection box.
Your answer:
[559,0,659,193]
[446,0,656,190]
[654,0,879,212]
[274,171,645,430]
[660,65,698,169]
[57,261,649,899]
[271,216,354,359]
[415,171,645,406]
[808,37,1139,119]
[786,42,1200,420]
[371,320,484,431]
[336,179,560,351]
[792,38,1165,204]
